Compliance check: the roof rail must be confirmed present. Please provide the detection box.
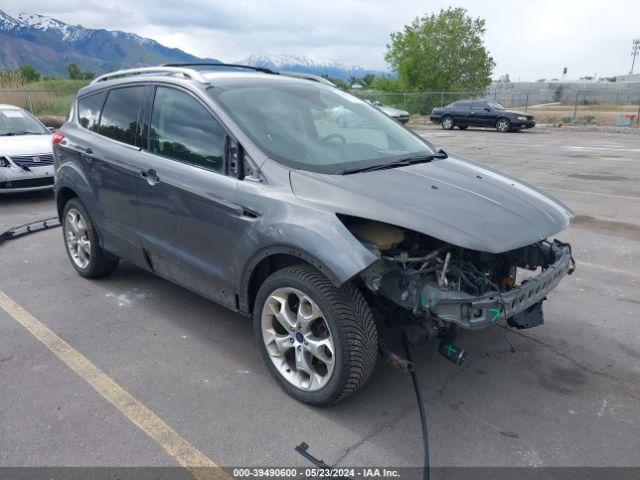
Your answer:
[91,66,209,85]
[279,72,335,86]
[162,62,277,75]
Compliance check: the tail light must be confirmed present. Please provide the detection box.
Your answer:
[52,131,65,144]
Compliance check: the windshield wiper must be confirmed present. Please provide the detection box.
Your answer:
[341,150,447,175]
[0,131,33,136]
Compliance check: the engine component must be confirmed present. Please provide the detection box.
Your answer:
[438,341,467,366]
[349,222,405,251]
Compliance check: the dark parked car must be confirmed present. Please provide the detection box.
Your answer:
[430,100,535,132]
[53,65,573,405]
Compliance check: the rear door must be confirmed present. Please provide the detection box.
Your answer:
[134,85,241,308]
[452,101,472,125]
[58,86,148,266]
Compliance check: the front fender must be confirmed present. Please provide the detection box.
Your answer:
[236,218,378,312]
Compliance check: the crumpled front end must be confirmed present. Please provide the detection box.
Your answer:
[343,216,575,332]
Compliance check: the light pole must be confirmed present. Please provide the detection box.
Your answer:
[631,39,640,74]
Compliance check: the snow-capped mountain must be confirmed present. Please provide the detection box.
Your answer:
[0,10,383,80]
[0,10,218,75]
[239,54,385,82]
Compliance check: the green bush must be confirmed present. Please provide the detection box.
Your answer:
[576,115,597,125]
[561,116,573,124]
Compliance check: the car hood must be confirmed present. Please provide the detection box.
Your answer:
[0,134,52,155]
[381,106,410,116]
[290,154,574,253]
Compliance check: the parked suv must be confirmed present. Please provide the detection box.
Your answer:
[54,65,574,405]
[430,100,535,132]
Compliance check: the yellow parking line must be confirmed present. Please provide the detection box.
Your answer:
[578,261,640,279]
[0,290,227,480]
[545,187,640,201]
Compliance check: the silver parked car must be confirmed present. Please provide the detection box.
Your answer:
[54,64,574,405]
[368,100,411,124]
[0,105,54,193]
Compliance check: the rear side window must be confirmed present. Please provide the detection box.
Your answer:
[149,87,225,173]
[77,91,106,132]
[455,102,471,110]
[99,86,144,146]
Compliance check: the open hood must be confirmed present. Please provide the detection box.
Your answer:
[290,154,574,254]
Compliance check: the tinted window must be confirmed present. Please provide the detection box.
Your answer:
[150,87,225,172]
[77,91,106,132]
[471,102,486,110]
[454,102,471,110]
[99,87,144,146]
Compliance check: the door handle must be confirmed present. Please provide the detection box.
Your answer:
[140,168,159,186]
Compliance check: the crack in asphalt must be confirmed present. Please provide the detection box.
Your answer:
[331,326,639,466]
[331,350,496,467]
[505,328,640,401]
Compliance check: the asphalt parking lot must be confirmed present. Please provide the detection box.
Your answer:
[1,126,639,474]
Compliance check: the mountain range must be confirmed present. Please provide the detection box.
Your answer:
[0,10,384,81]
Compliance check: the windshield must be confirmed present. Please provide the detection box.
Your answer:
[487,101,505,110]
[0,108,49,136]
[211,82,434,174]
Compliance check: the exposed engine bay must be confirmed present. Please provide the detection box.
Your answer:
[342,216,575,341]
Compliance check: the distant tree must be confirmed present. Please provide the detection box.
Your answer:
[385,7,495,91]
[319,73,349,90]
[371,75,402,91]
[67,63,83,79]
[536,78,546,83]
[360,74,376,89]
[82,71,95,80]
[18,65,40,83]
[553,85,564,103]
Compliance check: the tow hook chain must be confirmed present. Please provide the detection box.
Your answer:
[0,217,61,246]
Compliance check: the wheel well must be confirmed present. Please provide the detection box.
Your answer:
[247,254,314,314]
[56,187,78,220]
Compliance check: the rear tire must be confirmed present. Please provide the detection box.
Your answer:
[441,115,454,130]
[62,198,118,278]
[496,118,511,132]
[253,265,378,405]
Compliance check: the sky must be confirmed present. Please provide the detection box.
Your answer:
[3,0,639,80]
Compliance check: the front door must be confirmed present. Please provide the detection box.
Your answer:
[470,101,493,127]
[134,85,241,308]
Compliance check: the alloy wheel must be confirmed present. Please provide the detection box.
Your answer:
[260,287,335,391]
[65,208,91,269]
[497,119,510,132]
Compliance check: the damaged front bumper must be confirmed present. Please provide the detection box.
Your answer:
[370,242,574,330]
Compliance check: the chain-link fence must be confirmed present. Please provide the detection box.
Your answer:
[2,83,640,126]
[352,83,640,126]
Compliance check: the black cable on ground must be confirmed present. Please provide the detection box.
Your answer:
[400,335,430,480]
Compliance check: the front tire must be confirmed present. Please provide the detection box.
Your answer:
[441,115,454,130]
[62,198,118,278]
[496,118,511,132]
[253,265,378,405]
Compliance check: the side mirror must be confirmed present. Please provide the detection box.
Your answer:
[484,107,491,112]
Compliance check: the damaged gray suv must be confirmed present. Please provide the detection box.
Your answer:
[53,64,575,405]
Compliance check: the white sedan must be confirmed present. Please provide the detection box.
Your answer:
[0,104,54,193]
